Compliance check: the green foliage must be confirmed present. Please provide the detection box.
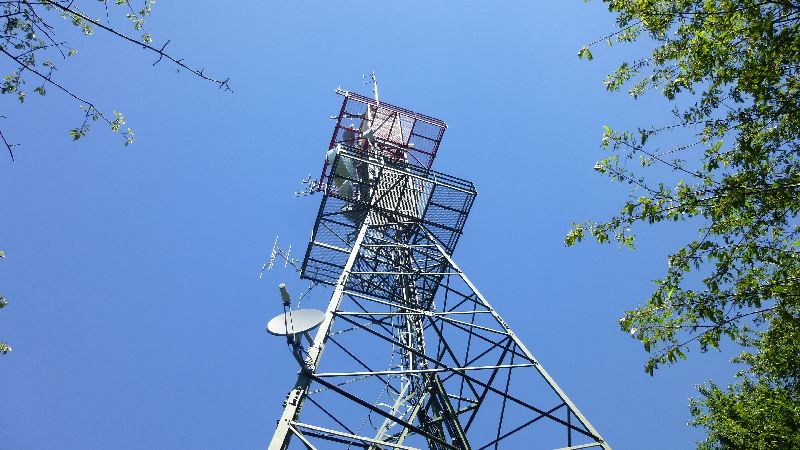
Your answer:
[0,0,158,147]
[690,313,800,449]
[572,1,800,446]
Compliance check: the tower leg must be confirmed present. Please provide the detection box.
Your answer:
[421,225,610,450]
[268,207,610,448]
[268,222,370,450]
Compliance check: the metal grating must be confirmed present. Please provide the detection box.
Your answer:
[301,148,476,294]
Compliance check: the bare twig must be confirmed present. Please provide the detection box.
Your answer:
[35,0,232,91]
[0,129,16,161]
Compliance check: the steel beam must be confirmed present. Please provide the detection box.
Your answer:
[421,225,611,450]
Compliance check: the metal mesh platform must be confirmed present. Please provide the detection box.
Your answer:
[318,89,447,189]
[301,148,476,293]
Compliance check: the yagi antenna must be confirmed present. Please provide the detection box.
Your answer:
[284,244,292,268]
[294,174,321,197]
[259,236,301,278]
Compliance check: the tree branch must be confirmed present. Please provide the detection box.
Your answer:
[0,46,115,126]
[0,129,16,161]
[35,0,232,91]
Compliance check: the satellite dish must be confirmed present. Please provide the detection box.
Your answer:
[267,309,325,336]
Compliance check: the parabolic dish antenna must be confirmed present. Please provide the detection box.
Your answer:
[267,309,325,336]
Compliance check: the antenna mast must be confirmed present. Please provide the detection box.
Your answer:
[371,71,379,105]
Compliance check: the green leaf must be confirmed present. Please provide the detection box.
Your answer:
[69,127,88,141]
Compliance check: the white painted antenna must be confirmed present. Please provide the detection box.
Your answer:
[371,71,379,105]
[363,71,379,105]
[260,236,301,279]
[294,174,321,197]
[258,236,279,278]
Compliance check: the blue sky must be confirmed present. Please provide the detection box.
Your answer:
[1,2,738,449]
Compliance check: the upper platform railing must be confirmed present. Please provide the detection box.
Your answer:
[317,89,448,190]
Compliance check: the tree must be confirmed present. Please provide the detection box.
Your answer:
[567,1,800,447]
[690,315,800,449]
[1,0,230,355]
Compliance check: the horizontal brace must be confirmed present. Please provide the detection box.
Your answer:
[436,314,509,336]
[349,271,455,276]
[341,291,422,312]
[554,444,607,450]
[315,363,537,378]
[336,311,492,317]
[447,394,479,404]
[299,431,369,448]
[311,241,351,254]
[291,422,422,450]
[361,244,435,248]
[336,312,435,317]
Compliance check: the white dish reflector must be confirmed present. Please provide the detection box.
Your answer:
[267,309,325,336]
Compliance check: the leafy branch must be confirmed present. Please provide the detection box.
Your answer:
[574,2,800,444]
[0,0,231,157]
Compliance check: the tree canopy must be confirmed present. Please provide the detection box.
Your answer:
[569,1,800,447]
[690,314,800,449]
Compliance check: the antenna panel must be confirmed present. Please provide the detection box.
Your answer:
[300,149,476,290]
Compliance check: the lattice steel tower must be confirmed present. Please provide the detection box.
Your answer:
[267,89,610,450]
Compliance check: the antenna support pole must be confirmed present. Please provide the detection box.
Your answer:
[371,71,379,105]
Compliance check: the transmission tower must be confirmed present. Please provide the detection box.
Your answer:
[266,88,610,450]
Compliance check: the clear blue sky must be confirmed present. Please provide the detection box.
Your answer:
[1,2,738,449]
